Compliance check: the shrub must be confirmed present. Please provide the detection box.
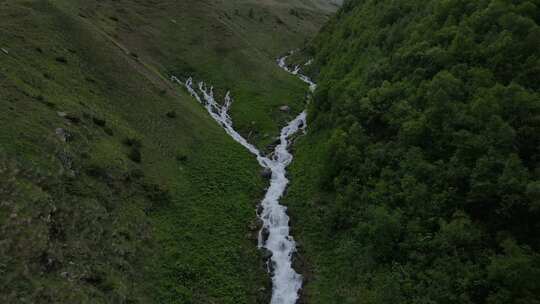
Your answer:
[122,137,142,148]
[85,164,108,179]
[104,127,114,136]
[92,117,106,127]
[55,56,67,64]
[176,154,188,162]
[128,147,142,163]
[65,114,81,124]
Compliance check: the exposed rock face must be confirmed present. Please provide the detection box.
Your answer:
[55,128,71,142]
[279,105,290,112]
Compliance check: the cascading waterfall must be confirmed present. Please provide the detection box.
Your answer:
[171,53,316,304]
[277,54,317,93]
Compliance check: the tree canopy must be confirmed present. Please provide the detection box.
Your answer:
[296,0,540,302]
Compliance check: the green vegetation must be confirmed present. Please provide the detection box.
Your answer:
[59,0,336,148]
[287,0,540,303]
[0,0,335,303]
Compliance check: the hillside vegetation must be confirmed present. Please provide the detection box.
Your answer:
[61,0,336,148]
[0,0,334,303]
[286,0,540,303]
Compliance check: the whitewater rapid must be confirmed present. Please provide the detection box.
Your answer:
[171,54,316,304]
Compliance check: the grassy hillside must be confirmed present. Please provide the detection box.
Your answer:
[56,0,336,149]
[0,0,334,303]
[286,0,540,303]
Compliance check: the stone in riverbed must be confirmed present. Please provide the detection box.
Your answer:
[260,227,270,244]
[260,168,272,179]
[266,138,281,151]
[279,105,290,112]
[261,248,273,261]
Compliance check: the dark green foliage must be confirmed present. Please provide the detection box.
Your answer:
[128,147,142,163]
[289,9,301,19]
[104,127,114,136]
[176,154,188,162]
[85,163,109,179]
[123,137,142,148]
[142,183,171,214]
[166,110,177,118]
[55,56,67,64]
[291,0,540,303]
[123,137,142,163]
[65,113,81,124]
[92,116,106,127]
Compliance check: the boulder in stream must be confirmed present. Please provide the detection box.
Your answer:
[261,248,273,261]
[260,227,270,244]
[260,168,272,179]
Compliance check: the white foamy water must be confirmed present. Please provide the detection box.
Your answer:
[171,54,315,304]
[277,53,317,93]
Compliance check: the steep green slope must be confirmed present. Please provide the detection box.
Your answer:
[286,0,540,303]
[57,0,336,148]
[0,0,334,303]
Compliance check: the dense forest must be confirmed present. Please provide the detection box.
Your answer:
[287,0,540,302]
